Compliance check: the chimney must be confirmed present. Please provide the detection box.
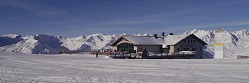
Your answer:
[162,32,165,37]
[153,34,158,39]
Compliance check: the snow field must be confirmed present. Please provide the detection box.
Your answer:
[0,52,249,83]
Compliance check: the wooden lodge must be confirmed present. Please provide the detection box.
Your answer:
[111,33,207,59]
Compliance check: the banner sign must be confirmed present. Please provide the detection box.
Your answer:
[214,43,224,59]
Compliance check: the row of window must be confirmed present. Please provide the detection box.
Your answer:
[183,39,196,43]
[177,48,202,51]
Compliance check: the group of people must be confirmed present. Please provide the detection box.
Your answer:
[91,50,112,58]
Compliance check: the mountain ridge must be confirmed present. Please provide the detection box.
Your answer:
[1,29,248,58]
[184,28,249,58]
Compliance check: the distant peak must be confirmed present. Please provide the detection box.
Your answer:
[133,33,152,36]
[73,36,86,40]
[35,34,49,37]
[2,34,22,38]
[184,29,201,34]
[122,33,127,35]
[216,28,225,32]
[35,34,63,38]
[90,33,105,36]
[232,29,249,34]
[239,29,247,32]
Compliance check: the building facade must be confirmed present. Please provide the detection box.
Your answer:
[111,36,164,53]
[111,34,207,59]
[164,34,207,58]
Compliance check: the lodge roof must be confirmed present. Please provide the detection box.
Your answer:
[161,34,207,48]
[164,34,191,45]
[123,36,165,45]
[111,34,207,46]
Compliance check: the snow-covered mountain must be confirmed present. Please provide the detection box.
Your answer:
[1,29,249,58]
[184,28,249,58]
[0,33,121,54]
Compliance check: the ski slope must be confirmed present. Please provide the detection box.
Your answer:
[0,52,248,83]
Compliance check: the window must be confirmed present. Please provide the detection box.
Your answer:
[117,43,134,53]
[183,48,189,51]
[138,48,142,52]
[191,48,196,51]
[193,40,196,43]
[186,45,193,47]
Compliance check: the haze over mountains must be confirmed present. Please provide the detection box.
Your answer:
[1,29,249,58]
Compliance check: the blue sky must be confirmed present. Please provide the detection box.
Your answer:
[1,0,249,37]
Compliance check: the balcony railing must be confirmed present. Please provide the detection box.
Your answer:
[172,51,197,55]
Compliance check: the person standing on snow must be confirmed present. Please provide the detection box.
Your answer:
[95,51,98,58]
